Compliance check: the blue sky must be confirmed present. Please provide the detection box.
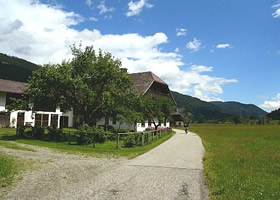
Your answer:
[0,0,280,111]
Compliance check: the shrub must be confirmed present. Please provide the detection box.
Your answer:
[47,126,65,142]
[32,127,44,139]
[123,134,135,147]
[16,126,25,137]
[75,131,93,145]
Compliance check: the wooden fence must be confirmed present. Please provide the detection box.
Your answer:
[116,128,171,148]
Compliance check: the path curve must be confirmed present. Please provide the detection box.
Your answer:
[1,129,208,200]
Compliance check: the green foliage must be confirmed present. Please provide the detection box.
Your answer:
[123,133,143,147]
[47,126,65,142]
[190,124,280,200]
[32,127,45,139]
[267,108,280,120]
[123,134,135,147]
[138,96,175,129]
[27,44,135,126]
[75,131,93,145]
[0,53,40,82]
[75,125,109,145]
[5,97,28,111]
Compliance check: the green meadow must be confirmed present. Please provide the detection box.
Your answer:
[190,124,280,200]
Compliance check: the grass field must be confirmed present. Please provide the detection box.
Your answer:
[189,124,280,200]
[0,128,174,158]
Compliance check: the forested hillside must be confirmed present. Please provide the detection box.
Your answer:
[210,101,267,119]
[267,108,280,120]
[171,91,230,121]
[171,91,267,121]
[0,53,40,82]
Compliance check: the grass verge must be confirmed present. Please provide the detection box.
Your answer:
[189,124,280,200]
[0,128,174,159]
[0,151,32,197]
[0,141,36,152]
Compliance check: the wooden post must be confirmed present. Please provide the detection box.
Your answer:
[142,132,145,146]
[152,131,154,141]
[68,132,71,145]
[92,133,95,148]
[147,132,149,144]
[117,133,120,149]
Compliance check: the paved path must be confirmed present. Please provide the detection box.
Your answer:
[2,129,208,200]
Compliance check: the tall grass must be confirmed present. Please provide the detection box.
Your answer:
[0,152,20,187]
[190,124,280,200]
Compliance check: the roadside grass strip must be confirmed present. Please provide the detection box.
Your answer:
[0,141,36,152]
[0,128,174,159]
[190,124,280,200]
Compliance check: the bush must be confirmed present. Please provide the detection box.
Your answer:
[32,127,44,139]
[47,126,65,142]
[75,131,93,145]
[16,126,25,137]
[123,134,135,147]
[75,125,109,144]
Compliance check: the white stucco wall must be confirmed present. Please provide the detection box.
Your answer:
[62,109,74,127]
[0,92,6,111]
[10,111,18,128]
[96,118,170,132]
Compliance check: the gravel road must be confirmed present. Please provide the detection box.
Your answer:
[1,129,208,200]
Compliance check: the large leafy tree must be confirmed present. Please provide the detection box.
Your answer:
[139,96,175,130]
[27,44,134,125]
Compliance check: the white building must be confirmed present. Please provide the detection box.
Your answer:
[1,72,175,131]
[0,79,73,128]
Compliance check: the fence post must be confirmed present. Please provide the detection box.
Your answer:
[117,133,120,149]
[68,131,71,145]
[142,132,145,146]
[92,133,95,148]
[152,131,154,141]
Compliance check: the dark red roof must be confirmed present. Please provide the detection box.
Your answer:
[0,79,27,94]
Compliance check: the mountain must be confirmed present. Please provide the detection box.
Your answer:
[267,108,280,120]
[0,53,40,82]
[210,101,267,119]
[171,91,267,121]
[171,91,230,121]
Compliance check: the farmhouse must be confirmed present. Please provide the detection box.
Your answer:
[0,79,73,128]
[0,71,175,131]
[95,71,176,131]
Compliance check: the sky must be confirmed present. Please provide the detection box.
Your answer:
[0,0,279,112]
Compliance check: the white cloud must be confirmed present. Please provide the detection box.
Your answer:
[126,0,153,17]
[97,0,115,15]
[259,93,280,111]
[186,38,201,52]
[175,48,179,52]
[86,0,93,7]
[272,1,280,18]
[176,28,187,36]
[0,0,237,101]
[89,17,98,22]
[216,44,231,49]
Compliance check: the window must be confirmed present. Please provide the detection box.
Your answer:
[141,121,145,127]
